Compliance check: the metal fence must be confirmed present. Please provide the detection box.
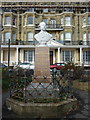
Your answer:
[8,68,74,103]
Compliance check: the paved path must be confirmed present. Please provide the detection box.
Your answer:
[67,89,90,119]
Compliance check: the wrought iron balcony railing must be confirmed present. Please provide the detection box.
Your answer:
[59,40,90,45]
[35,24,64,30]
[1,40,90,46]
[1,41,38,45]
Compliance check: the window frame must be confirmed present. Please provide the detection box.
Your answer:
[65,32,71,41]
[83,33,87,41]
[4,32,11,42]
[88,16,90,25]
[83,51,90,63]
[65,16,71,26]
[24,50,34,63]
[5,16,11,25]
[12,32,16,41]
[62,50,73,62]
[28,16,33,25]
[27,32,34,41]
[82,16,86,26]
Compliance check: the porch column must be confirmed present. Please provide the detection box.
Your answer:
[1,49,3,63]
[57,47,60,63]
[16,47,18,64]
[80,47,83,65]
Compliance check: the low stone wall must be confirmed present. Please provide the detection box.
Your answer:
[6,98,79,118]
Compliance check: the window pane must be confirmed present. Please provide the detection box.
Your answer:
[61,18,64,25]
[43,19,48,24]
[43,8,48,13]
[82,17,86,26]
[65,16,70,25]
[12,16,16,26]
[83,33,86,41]
[28,16,33,24]
[35,17,38,24]
[88,16,90,25]
[88,33,90,41]
[12,33,16,41]
[62,50,72,62]
[83,51,90,62]
[27,32,33,41]
[5,16,10,25]
[24,16,26,26]
[61,33,64,40]
[4,32,10,42]
[65,32,71,41]
[50,20,56,28]
[24,50,34,62]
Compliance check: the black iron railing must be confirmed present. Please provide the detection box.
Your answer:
[60,40,90,45]
[1,40,38,45]
[35,24,64,30]
[8,68,74,102]
[1,40,90,46]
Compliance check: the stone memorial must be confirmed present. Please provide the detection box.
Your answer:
[33,22,52,83]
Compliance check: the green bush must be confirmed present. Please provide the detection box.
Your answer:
[61,61,84,80]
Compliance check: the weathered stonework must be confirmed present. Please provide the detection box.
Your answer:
[6,98,79,118]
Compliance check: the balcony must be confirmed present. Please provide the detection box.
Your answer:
[1,40,90,46]
[59,40,90,46]
[35,24,64,31]
[1,41,38,46]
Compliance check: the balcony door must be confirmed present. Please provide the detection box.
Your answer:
[50,20,56,28]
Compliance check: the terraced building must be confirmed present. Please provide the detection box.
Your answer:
[0,0,90,67]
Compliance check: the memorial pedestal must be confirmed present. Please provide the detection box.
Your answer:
[33,46,51,83]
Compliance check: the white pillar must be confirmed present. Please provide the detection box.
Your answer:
[57,47,60,63]
[1,49,3,63]
[16,47,18,64]
[80,47,83,65]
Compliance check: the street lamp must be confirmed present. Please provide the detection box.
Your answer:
[8,39,10,67]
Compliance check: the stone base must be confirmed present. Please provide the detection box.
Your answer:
[6,98,79,118]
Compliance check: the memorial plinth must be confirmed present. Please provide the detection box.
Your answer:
[33,46,51,83]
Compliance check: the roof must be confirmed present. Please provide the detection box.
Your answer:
[0,0,89,2]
